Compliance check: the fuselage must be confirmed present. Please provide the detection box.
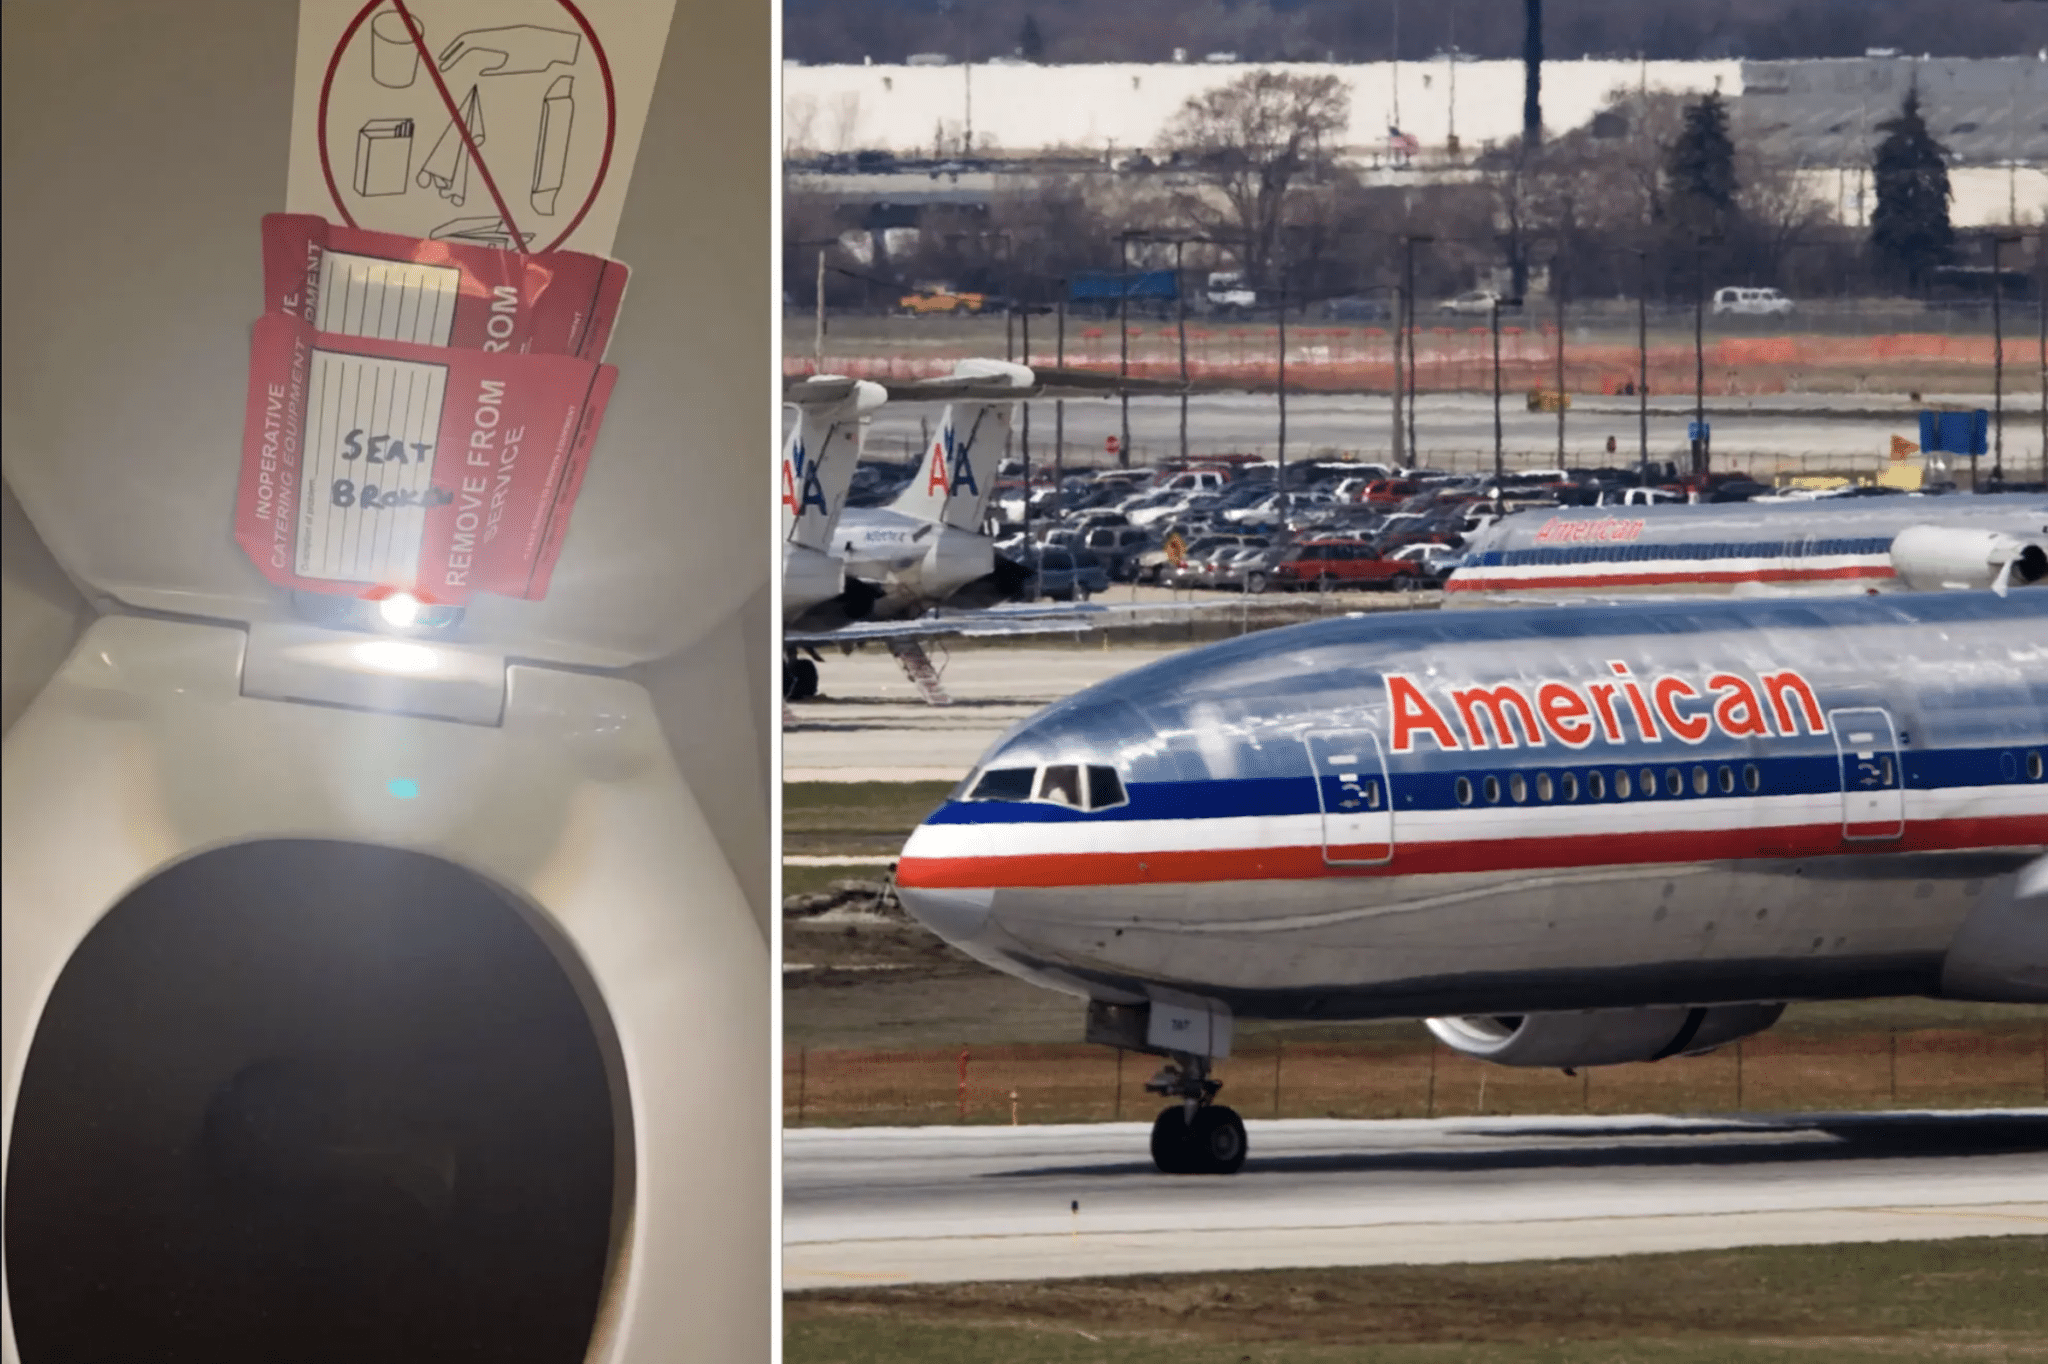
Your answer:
[1447,495,2048,602]
[896,593,2048,1020]
[829,507,996,619]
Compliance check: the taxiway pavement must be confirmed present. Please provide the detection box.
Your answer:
[783,1110,2048,1289]
[856,391,2012,469]
[784,644,1172,782]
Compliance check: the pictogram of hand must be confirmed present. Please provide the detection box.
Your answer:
[436,25,580,76]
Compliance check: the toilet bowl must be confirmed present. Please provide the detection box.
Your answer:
[4,611,765,1362]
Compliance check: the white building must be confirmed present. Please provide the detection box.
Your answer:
[784,55,2045,227]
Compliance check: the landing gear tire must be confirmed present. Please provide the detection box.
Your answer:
[783,658,819,701]
[1245,571,1268,595]
[1190,1105,1248,1174]
[1149,1104,1248,1175]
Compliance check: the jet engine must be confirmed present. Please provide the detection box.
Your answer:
[1940,855,2048,1004]
[1425,1003,1786,1068]
[1890,525,2047,593]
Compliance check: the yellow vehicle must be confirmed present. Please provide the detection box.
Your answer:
[899,289,987,315]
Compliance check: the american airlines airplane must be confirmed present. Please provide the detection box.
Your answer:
[1447,495,2048,603]
[894,592,2048,1174]
[782,360,1035,634]
[781,362,1199,701]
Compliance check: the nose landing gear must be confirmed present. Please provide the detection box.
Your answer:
[1144,1053,1247,1175]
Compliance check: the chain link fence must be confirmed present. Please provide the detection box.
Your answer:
[784,1025,2048,1127]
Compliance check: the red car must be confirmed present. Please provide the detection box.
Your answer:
[1265,539,1429,591]
[1360,478,1424,504]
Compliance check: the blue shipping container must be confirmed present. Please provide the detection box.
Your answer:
[1917,410,1989,457]
[1070,270,1179,302]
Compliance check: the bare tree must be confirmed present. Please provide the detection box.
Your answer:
[1158,70,1350,291]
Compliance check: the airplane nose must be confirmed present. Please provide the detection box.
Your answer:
[897,885,995,948]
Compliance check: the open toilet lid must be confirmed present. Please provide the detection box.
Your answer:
[1,0,754,672]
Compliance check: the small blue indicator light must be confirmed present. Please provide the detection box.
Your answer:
[387,778,420,800]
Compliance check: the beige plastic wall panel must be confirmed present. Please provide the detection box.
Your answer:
[1,481,94,738]
[0,0,772,670]
[632,589,774,939]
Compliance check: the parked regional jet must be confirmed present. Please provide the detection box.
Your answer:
[1447,495,2048,603]
[780,362,1198,702]
[895,593,2048,1174]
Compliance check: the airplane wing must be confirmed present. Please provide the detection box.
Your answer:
[785,600,1235,646]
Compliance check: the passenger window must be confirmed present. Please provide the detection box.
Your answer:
[1744,763,1761,793]
[1456,776,1474,806]
[1665,767,1683,796]
[1038,765,1084,807]
[1509,773,1528,803]
[1880,756,1895,786]
[1364,781,1382,809]
[970,767,1037,802]
[1640,766,1657,796]
[1536,773,1554,802]
[2030,752,2044,781]
[1693,766,1710,795]
[1587,770,1605,800]
[1560,772,1578,801]
[1087,765,1127,810]
[1718,765,1735,794]
[1483,775,1502,803]
[1614,769,1632,799]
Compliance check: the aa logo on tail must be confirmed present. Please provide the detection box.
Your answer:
[782,440,829,517]
[923,422,979,498]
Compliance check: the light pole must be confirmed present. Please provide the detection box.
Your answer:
[1054,288,1067,516]
[1692,237,1712,480]
[1636,251,1649,485]
[1176,238,1190,463]
[1990,231,2022,486]
[1552,257,1567,467]
[1117,230,1137,468]
[1403,234,1434,464]
[1491,294,1508,511]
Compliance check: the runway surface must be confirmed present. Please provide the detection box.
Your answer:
[783,1110,2048,1289]
[856,391,2035,469]
[784,645,1172,782]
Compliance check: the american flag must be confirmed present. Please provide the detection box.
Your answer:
[1387,126,1420,156]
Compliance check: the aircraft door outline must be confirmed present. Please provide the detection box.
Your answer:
[1828,706,1905,841]
[1303,729,1394,866]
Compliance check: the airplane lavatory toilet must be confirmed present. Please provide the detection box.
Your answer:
[2,3,771,1360]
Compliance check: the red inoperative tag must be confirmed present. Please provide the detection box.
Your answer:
[236,312,616,604]
[261,213,628,361]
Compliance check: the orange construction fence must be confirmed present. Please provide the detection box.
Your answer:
[785,329,2008,396]
[783,1026,2048,1128]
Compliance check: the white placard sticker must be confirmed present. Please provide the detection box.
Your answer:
[314,249,461,344]
[297,348,450,583]
[285,0,679,257]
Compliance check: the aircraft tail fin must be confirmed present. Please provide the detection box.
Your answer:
[783,377,886,552]
[887,359,1032,532]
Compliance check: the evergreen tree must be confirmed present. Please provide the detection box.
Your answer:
[1869,89,1954,289]
[1663,90,1738,236]
[1018,14,1045,62]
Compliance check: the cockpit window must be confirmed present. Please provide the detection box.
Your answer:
[1037,765,1085,807]
[968,767,1036,802]
[965,762,1128,811]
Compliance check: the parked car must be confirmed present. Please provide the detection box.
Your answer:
[1213,543,1289,593]
[1260,539,1430,592]
[1083,525,1155,579]
[1021,547,1111,601]
[1438,289,1516,316]
[1388,541,1462,583]
[1712,286,1793,317]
